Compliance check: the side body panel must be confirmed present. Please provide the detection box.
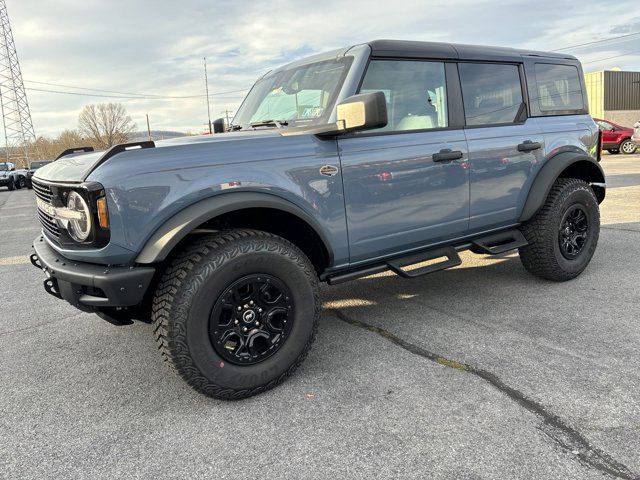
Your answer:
[83,134,350,267]
[338,130,470,263]
[465,119,544,230]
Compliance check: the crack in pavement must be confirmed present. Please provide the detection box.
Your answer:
[332,309,639,480]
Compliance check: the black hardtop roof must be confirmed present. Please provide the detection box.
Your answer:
[367,39,577,62]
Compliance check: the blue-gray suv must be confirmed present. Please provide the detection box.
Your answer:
[30,40,605,399]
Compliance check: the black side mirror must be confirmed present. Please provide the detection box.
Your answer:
[335,91,388,133]
[212,118,225,134]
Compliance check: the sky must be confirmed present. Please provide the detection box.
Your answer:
[7,0,640,137]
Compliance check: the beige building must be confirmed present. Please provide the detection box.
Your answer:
[585,70,640,126]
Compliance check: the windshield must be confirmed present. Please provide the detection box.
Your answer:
[0,163,8,171]
[30,161,50,169]
[232,57,352,129]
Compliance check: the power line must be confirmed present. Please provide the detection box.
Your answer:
[582,49,640,65]
[25,86,246,100]
[24,79,248,99]
[551,31,640,52]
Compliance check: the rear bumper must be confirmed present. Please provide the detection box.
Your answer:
[31,235,155,311]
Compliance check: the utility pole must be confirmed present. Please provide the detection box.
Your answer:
[204,57,212,134]
[221,110,232,128]
[0,0,36,167]
[146,114,151,141]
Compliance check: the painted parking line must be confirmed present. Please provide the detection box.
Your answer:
[0,255,30,266]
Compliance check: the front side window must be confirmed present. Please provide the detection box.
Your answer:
[458,63,524,126]
[534,63,584,112]
[232,58,351,129]
[358,60,448,132]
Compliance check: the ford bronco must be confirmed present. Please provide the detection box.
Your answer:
[0,162,21,190]
[30,40,605,399]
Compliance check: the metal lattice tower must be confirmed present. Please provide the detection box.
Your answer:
[0,0,36,167]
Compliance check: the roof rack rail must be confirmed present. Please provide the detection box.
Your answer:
[55,146,94,160]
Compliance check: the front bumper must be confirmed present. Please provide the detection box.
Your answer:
[31,235,155,311]
[0,177,10,186]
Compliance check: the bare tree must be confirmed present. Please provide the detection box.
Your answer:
[78,103,136,149]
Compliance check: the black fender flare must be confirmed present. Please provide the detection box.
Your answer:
[135,191,334,264]
[519,152,605,222]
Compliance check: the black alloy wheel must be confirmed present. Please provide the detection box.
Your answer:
[210,274,294,365]
[558,205,589,260]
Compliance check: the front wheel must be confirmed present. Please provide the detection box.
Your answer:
[620,139,637,155]
[7,179,15,191]
[151,229,319,400]
[519,178,600,281]
[15,176,26,189]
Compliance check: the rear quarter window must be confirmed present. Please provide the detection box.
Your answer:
[534,63,584,112]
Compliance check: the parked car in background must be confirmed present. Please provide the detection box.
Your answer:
[0,162,21,190]
[25,160,52,189]
[594,118,637,155]
[633,120,640,147]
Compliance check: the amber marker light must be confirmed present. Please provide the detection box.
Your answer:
[96,197,109,229]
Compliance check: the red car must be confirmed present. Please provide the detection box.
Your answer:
[594,118,637,155]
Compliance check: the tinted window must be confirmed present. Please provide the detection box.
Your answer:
[359,60,448,132]
[596,120,613,131]
[458,63,523,126]
[534,63,584,112]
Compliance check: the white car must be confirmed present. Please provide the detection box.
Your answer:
[632,121,640,146]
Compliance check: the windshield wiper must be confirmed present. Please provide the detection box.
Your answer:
[249,119,289,129]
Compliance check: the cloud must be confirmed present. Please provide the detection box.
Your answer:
[5,0,640,138]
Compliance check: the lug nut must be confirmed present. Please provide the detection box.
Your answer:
[255,321,259,326]
[234,320,239,324]
[237,306,242,311]
[258,308,263,313]
[242,327,247,332]
[249,301,254,306]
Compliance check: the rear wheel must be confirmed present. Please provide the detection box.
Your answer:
[519,178,600,281]
[620,139,637,155]
[151,229,319,400]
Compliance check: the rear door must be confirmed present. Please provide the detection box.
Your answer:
[459,62,544,231]
[338,60,469,263]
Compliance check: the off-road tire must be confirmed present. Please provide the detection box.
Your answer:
[607,149,620,155]
[7,179,14,191]
[151,229,320,400]
[16,176,25,189]
[519,178,600,281]
[620,139,637,155]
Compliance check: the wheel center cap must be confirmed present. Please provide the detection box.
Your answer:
[564,226,572,235]
[242,309,256,323]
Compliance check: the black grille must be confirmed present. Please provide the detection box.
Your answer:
[32,180,53,203]
[32,179,60,239]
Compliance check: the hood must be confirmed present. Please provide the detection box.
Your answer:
[34,130,281,183]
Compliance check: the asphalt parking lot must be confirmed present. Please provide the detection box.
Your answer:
[1,154,639,479]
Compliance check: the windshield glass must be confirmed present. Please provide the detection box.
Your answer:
[0,163,8,171]
[233,57,352,129]
[30,161,50,169]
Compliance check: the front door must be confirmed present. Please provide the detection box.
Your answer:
[338,59,470,263]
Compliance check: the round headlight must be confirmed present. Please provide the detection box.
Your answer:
[66,191,92,242]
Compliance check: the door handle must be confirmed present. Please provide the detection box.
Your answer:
[432,149,463,162]
[517,140,541,152]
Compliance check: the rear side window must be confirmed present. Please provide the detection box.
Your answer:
[534,63,584,112]
[458,63,524,126]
